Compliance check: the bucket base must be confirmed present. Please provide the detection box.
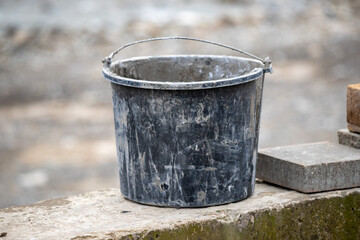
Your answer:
[122,191,254,208]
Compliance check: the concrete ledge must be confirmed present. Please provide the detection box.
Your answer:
[1,184,359,239]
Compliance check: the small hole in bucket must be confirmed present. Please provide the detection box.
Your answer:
[161,183,169,190]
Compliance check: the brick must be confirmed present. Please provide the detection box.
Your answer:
[338,128,360,149]
[256,142,360,193]
[347,83,360,133]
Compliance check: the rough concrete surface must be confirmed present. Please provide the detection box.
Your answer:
[0,183,359,240]
[338,128,360,149]
[256,142,360,193]
[347,84,360,133]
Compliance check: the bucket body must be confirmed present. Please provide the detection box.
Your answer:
[103,54,269,207]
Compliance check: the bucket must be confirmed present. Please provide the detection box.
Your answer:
[102,37,272,207]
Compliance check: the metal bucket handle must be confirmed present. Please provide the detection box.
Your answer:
[102,36,273,73]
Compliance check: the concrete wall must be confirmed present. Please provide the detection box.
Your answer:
[1,183,359,239]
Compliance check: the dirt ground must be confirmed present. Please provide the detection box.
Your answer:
[1,0,360,208]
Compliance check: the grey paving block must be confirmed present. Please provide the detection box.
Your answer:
[256,142,360,193]
[338,128,360,149]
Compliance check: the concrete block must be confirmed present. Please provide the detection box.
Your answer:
[347,83,360,133]
[256,142,360,193]
[338,128,360,149]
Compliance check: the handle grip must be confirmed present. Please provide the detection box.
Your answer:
[102,36,272,73]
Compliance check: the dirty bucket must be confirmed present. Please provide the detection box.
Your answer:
[102,37,272,207]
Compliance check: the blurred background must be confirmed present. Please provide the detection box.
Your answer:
[1,0,359,208]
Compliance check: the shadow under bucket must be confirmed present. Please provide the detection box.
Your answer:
[102,37,272,207]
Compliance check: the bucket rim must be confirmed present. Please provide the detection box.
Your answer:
[102,55,265,90]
